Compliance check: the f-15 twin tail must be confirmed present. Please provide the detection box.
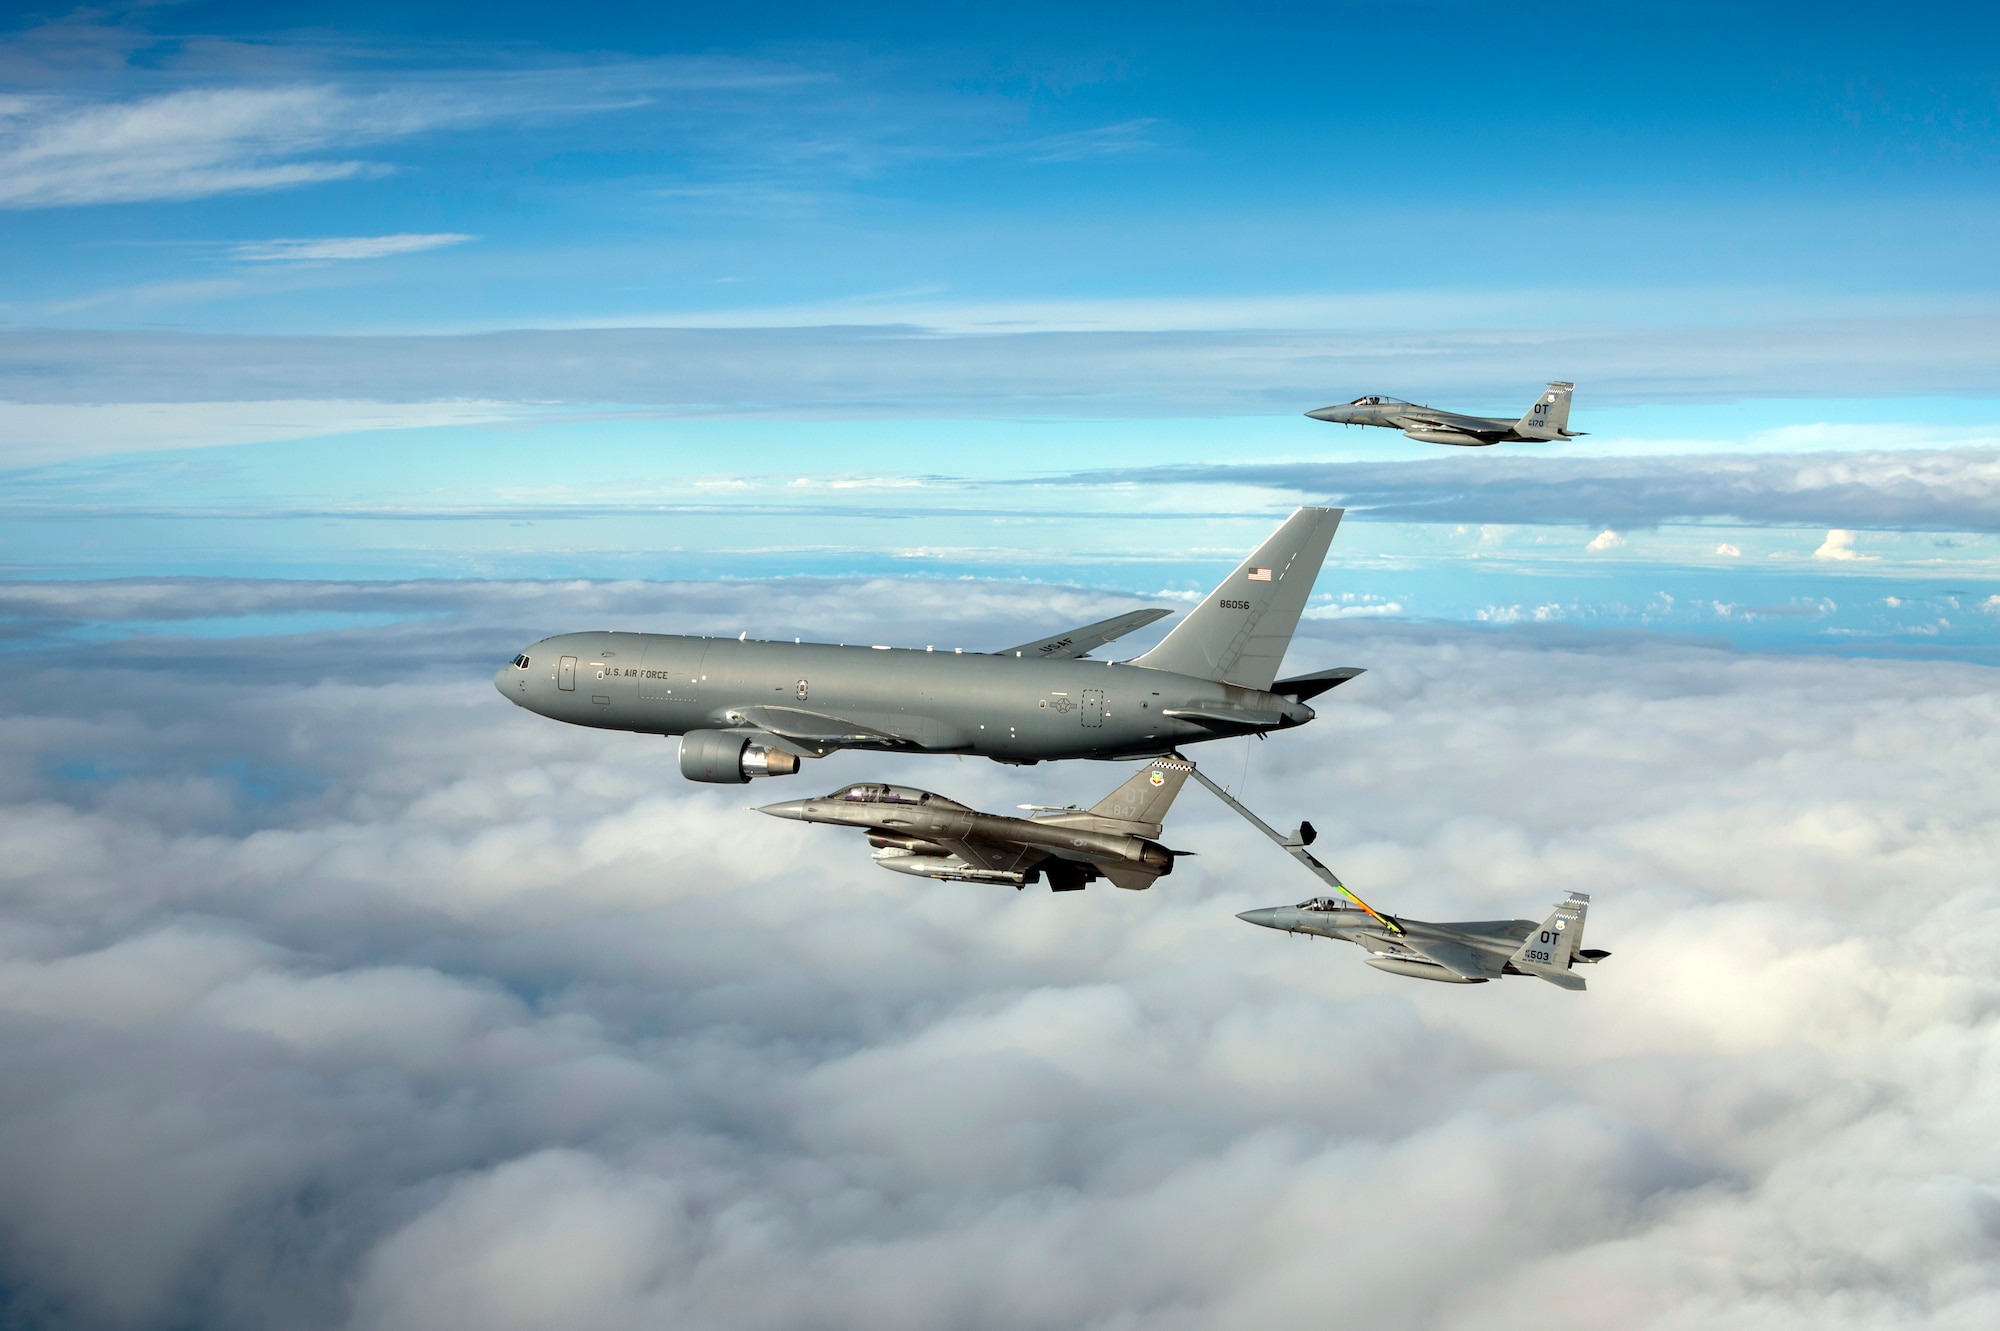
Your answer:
[495,507,1361,783]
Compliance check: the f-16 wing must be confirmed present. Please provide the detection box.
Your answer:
[997,607,1174,660]
[934,836,1044,875]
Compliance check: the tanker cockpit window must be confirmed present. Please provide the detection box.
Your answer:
[512,654,531,668]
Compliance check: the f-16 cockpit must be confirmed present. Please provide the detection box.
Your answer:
[830,784,970,811]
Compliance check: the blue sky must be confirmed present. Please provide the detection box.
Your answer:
[4,0,2000,656]
[7,2,2000,330]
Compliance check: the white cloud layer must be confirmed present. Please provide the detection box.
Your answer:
[8,320,2000,416]
[1,580,1998,1328]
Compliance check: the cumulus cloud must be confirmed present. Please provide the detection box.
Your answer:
[1,581,1998,1328]
[1813,529,1875,561]
[1586,529,1624,551]
[1715,543,1741,556]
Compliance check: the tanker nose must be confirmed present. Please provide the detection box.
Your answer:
[495,654,533,708]
[758,800,809,821]
[1237,907,1283,930]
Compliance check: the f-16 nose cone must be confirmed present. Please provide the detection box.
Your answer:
[1305,406,1343,422]
[1237,907,1283,929]
[758,800,809,821]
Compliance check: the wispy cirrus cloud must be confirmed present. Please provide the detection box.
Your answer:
[0,50,815,210]
[0,86,393,207]
[1022,116,1158,162]
[231,233,475,263]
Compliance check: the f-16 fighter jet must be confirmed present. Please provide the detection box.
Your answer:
[759,756,1194,891]
[496,507,1363,784]
[1237,893,1610,989]
[1305,381,1583,446]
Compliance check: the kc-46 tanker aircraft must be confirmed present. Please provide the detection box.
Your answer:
[1306,381,1583,446]
[496,507,1360,783]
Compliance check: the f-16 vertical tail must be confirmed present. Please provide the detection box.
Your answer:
[1086,756,1194,837]
[1131,507,1342,690]
[1509,892,1590,990]
[1513,382,1577,440]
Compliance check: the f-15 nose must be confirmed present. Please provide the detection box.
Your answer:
[758,800,809,821]
[1237,907,1284,929]
[1305,406,1345,422]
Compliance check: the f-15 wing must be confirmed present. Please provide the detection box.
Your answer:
[1388,936,1508,981]
[997,607,1174,660]
[1393,409,1511,439]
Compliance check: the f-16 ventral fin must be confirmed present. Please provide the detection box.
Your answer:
[1131,507,1342,690]
[996,607,1174,660]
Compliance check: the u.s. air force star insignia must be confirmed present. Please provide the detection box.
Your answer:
[1149,771,1165,787]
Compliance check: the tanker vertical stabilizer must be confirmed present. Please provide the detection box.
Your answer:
[1131,507,1342,690]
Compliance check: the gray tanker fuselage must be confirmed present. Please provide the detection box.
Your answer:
[493,506,1360,782]
[495,633,1312,762]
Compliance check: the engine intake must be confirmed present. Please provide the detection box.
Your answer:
[679,730,801,783]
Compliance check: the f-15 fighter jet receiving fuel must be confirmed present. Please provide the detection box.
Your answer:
[760,756,1194,891]
[1306,381,1583,446]
[1238,893,1611,989]
[496,507,1362,784]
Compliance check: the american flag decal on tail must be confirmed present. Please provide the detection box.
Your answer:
[1248,567,1273,582]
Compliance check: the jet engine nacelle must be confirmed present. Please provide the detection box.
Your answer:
[679,729,801,783]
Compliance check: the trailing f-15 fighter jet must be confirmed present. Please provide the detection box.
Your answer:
[1306,382,1583,446]
[1238,893,1610,989]
[759,755,1194,891]
[496,507,1363,784]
